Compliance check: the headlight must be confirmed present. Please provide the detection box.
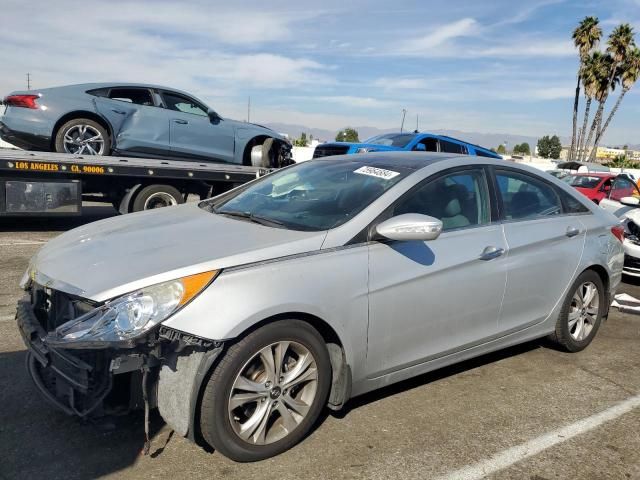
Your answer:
[47,271,218,346]
[356,147,375,153]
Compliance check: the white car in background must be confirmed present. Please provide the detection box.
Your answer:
[600,177,640,277]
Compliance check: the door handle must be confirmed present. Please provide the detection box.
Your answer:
[566,226,581,238]
[479,246,505,261]
[173,119,188,125]
[111,109,126,115]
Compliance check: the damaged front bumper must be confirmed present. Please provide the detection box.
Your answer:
[16,295,224,438]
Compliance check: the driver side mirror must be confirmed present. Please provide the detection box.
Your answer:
[602,184,612,192]
[620,196,640,207]
[207,109,221,123]
[375,213,443,241]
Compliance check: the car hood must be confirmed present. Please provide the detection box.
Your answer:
[28,203,326,302]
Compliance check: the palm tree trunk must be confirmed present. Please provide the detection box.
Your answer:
[584,102,603,160]
[569,76,581,160]
[588,113,605,161]
[576,97,592,160]
[590,89,627,157]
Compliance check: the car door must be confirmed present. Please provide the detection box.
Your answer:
[494,168,586,333]
[600,176,640,216]
[92,87,170,156]
[160,90,235,162]
[366,166,507,377]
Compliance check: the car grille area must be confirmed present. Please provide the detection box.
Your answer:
[313,144,350,158]
[30,283,96,332]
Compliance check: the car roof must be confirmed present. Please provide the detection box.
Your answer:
[365,131,496,154]
[42,82,201,100]
[313,151,471,170]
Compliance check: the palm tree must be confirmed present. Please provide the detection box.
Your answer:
[582,53,614,159]
[587,24,635,160]
[569,17,601,160]
[575,53,604,159]
[590,47,640,155]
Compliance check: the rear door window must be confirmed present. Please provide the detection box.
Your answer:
[495,170,562,220]
[108,88,154,106]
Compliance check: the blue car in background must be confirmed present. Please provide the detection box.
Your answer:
[313,132,502,159]
[0,83,291,167]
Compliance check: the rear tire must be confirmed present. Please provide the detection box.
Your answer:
[549,270,605,352]
[199,320,331,462]
[131,184,183,212]
[54,118,110,155]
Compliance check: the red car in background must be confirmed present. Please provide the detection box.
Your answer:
[565,173,624,204]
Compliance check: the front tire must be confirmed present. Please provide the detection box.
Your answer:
[54,118,110,156]
[549,270,605,352]
[199,320,331,462]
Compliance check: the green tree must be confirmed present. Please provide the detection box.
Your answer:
[537,135,562,159]
[516,142,531,155]
[336,127,359,142]
[570,16,602,160]
[607,154,638,168]
[293,132,308,147]
[496,144,507,154]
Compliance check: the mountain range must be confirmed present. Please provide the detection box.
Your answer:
[265,122,639,151]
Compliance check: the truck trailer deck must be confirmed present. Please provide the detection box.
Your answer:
[0,149,271,216]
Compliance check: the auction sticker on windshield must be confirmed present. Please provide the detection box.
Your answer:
[354,166,400,180]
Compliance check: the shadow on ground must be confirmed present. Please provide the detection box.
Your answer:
[0,337,546,479]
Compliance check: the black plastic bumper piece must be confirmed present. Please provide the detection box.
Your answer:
[16,298,112,416]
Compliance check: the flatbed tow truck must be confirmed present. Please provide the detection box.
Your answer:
[0,149,273,216]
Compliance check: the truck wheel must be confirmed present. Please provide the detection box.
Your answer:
[131,185,184,212]
[199,320,331,462]
[54,118,110,156]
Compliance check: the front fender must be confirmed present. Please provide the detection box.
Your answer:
[161,246,369,382]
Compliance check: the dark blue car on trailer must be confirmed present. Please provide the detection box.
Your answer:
[313,132,502,159]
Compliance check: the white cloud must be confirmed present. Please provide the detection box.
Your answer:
[373,77,429,89]
[396,18,479,54]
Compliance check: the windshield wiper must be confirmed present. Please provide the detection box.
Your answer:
[217,210,286,228]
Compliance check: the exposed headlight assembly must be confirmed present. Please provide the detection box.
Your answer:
[356,147,375,153]
[47,271,218,347]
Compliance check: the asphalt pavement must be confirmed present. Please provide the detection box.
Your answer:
[0,205,638,480]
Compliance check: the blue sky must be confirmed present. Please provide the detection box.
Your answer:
[1,0,639,144]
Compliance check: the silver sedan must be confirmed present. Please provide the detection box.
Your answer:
[16,153,624,462]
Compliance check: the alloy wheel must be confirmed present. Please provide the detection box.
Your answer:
[228,341,318,445]
[63,124,105,155]
[568,281,599,341]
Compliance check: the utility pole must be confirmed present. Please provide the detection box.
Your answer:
[400,109,407,133]
[26,73,31,90]
[416,114,419,132]
[247,96,251,123]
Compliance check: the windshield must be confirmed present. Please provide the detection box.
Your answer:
[363,133,416,148]
[568,175,604,188]
[204,161,410,231]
